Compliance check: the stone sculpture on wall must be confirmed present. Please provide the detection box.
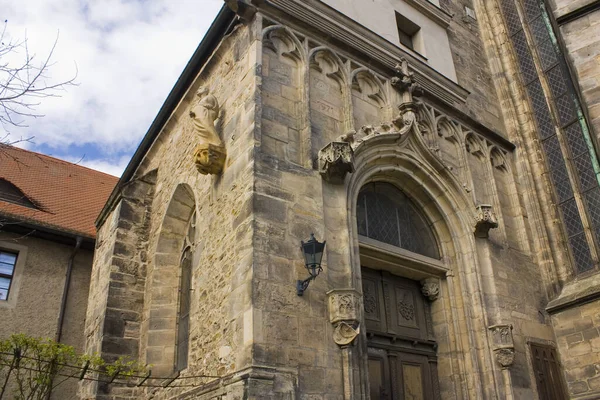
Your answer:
[318,141,355,183]
[421,278,440,301]
[327,289,362,346]
[190,87,226,175]
[489,324,515,368]
[474,204,499,238]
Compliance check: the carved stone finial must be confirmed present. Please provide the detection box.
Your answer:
[190,87,226,175]
[474,204,499,238]
[420,278,440,301]
[391,58,423,99]
[489,324,514,368]
[327,289,362,347]
[318,142,355,184]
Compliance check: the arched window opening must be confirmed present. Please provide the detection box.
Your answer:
[176,210,195,371]
[357,182,440,259]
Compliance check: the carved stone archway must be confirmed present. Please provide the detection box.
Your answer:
[145,184,197,375]
[339,109,499,399]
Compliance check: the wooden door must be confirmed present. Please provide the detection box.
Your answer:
[363,268,439,400]
[530,344,568,400]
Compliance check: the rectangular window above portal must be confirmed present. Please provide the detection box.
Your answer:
[320,0,456,81]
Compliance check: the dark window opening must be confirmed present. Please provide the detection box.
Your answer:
[395,13,420,52]
[0,179,38,209]
[0,251,18,301]
[175,211,195,372]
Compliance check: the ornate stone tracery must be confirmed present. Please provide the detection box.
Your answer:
[262,25,303,63]
[309,47,345,87]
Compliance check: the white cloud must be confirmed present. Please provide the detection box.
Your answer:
[64,154,132,177]
[1,0,223,170]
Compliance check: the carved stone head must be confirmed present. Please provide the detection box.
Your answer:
[196,86,209,98]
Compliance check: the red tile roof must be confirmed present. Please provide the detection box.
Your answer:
[0,145,119,239]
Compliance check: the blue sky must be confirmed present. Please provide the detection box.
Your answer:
[1,0,223,176]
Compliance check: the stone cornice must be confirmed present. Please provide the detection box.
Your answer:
[546,273,600,313]
[253,0,469,106]
[404,0,452,28]
[553,0,600,25]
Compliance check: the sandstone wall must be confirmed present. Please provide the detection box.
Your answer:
[251,7,555,398]
[82,19,260,399]
[81,1,594,398]
[441,0,507,134]
[551,297,600,397]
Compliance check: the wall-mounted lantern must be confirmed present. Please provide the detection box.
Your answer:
[297,233,326,296]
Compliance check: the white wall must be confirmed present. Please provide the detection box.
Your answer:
[321,0,457,81]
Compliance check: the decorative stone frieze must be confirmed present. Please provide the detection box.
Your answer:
[421,278,440,301]
[318,142,355,183]
[474,204,499,238]
[489,324,514,368]
[190,87,226,175]
[327,289,362,347]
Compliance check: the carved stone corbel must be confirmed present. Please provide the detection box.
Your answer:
[327,289,362,347]
[474,204,499,238]
[489,324,514,368]
[318,142,355,184]
[420,278,440,301]
[193,144,227,175]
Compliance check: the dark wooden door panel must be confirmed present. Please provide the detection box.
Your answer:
[363,267,439,399]
[530,344,568,400]
[363,271,388,333]
[369,347,393,400]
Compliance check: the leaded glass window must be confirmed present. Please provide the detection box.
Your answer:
[176,210,195,371]
[357,183,440,259]
[499,0,600,274]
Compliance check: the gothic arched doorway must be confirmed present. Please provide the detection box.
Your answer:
[357,182,441,400]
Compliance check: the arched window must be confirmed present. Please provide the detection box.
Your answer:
[357,182,440,259]
[176,210,195,371]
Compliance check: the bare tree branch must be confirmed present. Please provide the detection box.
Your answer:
[0,20,78,137]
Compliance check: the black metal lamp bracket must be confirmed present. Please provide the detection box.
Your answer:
[297,275,315,296]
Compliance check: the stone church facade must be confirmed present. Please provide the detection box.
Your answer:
[81,0,600,399]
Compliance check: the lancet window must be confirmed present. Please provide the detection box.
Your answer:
[176,210,195,371]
